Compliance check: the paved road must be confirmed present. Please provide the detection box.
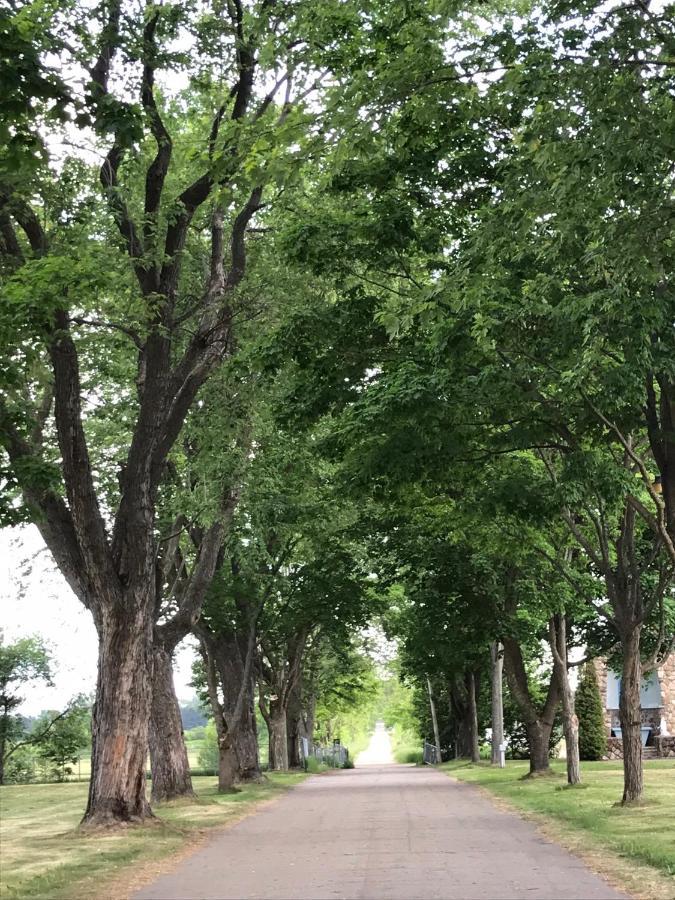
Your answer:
[355,720,393,766]
[135,765,627,900]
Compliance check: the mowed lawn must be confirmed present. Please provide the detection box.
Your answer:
[0,774,305,900]
[442,759,675,893]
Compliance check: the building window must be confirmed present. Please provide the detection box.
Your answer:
[606,669,662,709]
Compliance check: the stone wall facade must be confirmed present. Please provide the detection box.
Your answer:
[593,653,675,738]
[603,737,623,761]
[657,657,675,734]
[654,736,675,758]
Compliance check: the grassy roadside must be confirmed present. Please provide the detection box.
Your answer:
[441,759,675,898]
[0,773,305,900]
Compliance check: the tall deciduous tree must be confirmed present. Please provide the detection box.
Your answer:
[0,0,351,825]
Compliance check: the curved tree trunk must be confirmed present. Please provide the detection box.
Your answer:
[503,636,559,777]
[490,642,504,765]
[83,604,154,826]
[619,626,643,804]
[149,645,195,802]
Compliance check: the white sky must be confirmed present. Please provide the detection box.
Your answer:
[0,525,197,715]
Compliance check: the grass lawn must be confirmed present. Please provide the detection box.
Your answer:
[0,773,305,900]
[441,759,675,898]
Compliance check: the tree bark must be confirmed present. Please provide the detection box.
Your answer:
[467,671,480,764]
[427,677,442,762]
[148,645,195,802]
[548,614,580,786]
[83,605,154,825]
[448,677,472,758]
[267,705,289,771]
[619,626,644,804]
[502,635,559,776]
[490,642,504,765]
[525,721,554,774]
[198,621,264,787]
[287,687,304,769]
[230,690,262,783]
[214,633,263,783]
[217,735,239,793]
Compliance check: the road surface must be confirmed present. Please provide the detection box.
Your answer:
[134,764,626,900]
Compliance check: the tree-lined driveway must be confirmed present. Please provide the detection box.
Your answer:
[134,764,626,900]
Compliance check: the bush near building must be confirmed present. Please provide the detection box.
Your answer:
[577,663,607,761]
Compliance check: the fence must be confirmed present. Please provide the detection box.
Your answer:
[301,737,350,769]
[423,740,440,765]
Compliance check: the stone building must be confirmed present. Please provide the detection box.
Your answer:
[593,655,675,758]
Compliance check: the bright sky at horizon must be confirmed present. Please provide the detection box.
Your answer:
[0,525,198,716]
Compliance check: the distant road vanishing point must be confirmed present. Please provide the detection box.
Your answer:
[355,720,393,766]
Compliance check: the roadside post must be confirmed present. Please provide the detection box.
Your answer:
[499,741,506,768]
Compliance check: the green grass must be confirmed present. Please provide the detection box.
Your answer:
[441,759,675,886]
[0,773,305,900]
[390,725,423,764]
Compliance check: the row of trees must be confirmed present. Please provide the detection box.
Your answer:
[1,0,673,822]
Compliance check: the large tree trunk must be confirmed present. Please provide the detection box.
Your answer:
[467,671,480,764]
[216,635,263,783]
[619,626,643,804]
[287,689,303,769]
[83,606,154,826]
[304,693,316,746]
[231,699,263,783]
[148,645,195,802]
[217,734,239,793]
[490,642,504,765]
[526,721,554,774]
[448,677,472,758]
[502,636,559,777]
[267,705,289,771]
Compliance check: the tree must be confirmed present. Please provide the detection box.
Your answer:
[0,635,52,784]
[35,700,90,781]
[0,0,356,825]
[577,663,607,762]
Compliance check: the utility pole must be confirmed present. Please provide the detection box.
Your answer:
[426,676,442,763]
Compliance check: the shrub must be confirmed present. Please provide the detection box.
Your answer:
[197,721,220,770]
[576,662,607,761]
[4,746,36,783]
[306,757,328,774]
[395,748,423,764]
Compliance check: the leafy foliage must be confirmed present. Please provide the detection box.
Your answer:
[576,663,608,762]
